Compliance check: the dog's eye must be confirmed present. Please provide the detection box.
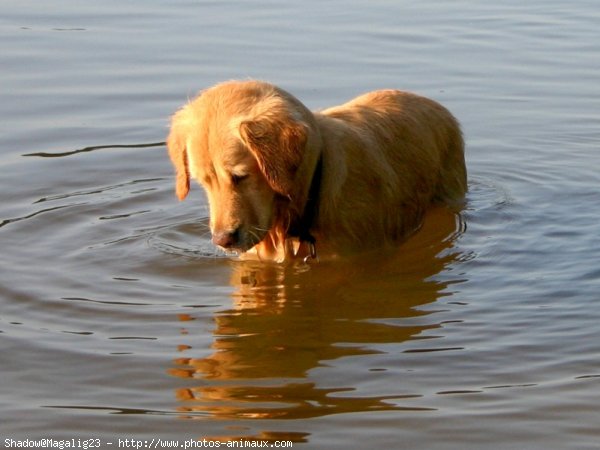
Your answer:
[230,173,249,186]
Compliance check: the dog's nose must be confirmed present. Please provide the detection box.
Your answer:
[212,228,240,249]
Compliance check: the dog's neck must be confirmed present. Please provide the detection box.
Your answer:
[287,154,323,258]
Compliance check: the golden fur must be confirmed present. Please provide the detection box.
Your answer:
[167,80,467,261]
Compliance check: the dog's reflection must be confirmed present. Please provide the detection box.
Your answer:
[169,206,466,420]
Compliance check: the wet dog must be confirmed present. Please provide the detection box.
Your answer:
[167,80,466,261]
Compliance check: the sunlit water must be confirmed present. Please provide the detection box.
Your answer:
[2,1,600,448]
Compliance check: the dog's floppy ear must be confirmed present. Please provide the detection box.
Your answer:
[167,116,190,201]
[238,115,307,196]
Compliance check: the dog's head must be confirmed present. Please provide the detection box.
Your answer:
[167,80,321,254]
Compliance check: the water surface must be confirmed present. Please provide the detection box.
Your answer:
[1,1,600,449]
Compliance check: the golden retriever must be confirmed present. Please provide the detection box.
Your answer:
[167,80,466,262]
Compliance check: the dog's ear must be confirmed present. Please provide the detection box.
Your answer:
[238,115,307,196]
[167,117,190,201]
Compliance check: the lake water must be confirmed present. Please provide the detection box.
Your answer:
[1,1,600,448]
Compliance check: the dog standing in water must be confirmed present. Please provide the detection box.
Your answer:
[167,80,467,262]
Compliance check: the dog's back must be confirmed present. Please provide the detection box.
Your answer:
[322,90,466,201]
[313,90,466,250]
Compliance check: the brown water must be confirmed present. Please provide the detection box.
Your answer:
[2,1,600,449]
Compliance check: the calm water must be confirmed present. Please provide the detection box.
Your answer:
[2,1,600,448]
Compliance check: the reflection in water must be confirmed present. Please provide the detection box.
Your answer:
[168,206,465,420]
